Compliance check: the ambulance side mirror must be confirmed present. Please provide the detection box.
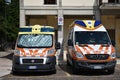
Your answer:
[68,39,73,46]
[111,40,115,47]
[55,42,61,50]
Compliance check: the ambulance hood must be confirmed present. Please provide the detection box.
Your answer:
[75,44,115,55]
[16,48,55,57]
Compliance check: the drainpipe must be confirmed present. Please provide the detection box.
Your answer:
[94,0,101,21]
[56,0,67,61]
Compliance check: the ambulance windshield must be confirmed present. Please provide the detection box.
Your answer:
[75,31,111,45]
[17,34,53,48]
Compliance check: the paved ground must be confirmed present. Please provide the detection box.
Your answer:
[2,62,120,80]
[0,51,12,78]
[0,58,12,77]
[0,51,120,78]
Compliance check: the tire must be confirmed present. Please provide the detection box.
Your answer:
[66,54,71,66]
[12,67,16,75]
[12,70,18,75]
[67,59,71,66]
[72,67,77,74]
[53,69,57,74]
[71,59,77,74]
[49,69,56,74]
[107,68,115,74]
[12,66,19,75]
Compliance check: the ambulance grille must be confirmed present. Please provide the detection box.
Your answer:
[23,59,43,64]
[85,54,109,60]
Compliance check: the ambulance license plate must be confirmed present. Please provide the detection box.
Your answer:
[29,66,37,69]
[94,66,102,69]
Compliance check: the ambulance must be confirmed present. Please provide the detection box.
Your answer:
[67,20,116,73]
[12,25,60,73]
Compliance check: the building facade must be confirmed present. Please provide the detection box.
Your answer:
[20,0,120,57]
[100,0,120,57]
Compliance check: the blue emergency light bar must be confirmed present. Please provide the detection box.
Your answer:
[19,28,32,32]
[19,27,54,32]
[94,21,101,27]
[41,28,54,32]
[74,20,101,27]
[75,20,86,27]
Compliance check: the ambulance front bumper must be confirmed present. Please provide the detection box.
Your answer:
[12,56,56,72]
[73,60,116,70]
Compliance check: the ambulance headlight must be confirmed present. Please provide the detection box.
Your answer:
[14,50,20,55]
[110,52,116,58]
[47,49,55,54]
[76,52,84,58]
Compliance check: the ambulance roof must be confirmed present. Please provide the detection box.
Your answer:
[18,25,55,34]
[70,20,107,32]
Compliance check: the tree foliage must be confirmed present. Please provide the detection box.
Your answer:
[0,0,19,50]
[5,0,19,41]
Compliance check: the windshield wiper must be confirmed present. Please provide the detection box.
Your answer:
[78,44,88,47]
[101,44,110,47]
[17,45,26,48]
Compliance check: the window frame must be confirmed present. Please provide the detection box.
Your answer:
[108,0,120,3]
[44,0,57,5]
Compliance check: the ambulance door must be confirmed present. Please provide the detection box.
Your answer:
[67,31,75,63]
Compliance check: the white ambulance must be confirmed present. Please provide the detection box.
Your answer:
[12,25,60,73]
[67,20,116,73]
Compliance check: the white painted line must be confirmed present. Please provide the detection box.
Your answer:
[65,72,71,77]
[55,50,61,65]
[63,51,67,61]
[117,59,120,64]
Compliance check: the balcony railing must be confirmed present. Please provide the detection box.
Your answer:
[100,3,120,9]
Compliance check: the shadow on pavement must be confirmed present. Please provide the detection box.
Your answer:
[11,71,56,76]
[1,53,13,60]
[58,60,114,76]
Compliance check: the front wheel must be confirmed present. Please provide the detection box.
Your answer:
[71,59,78,74]
[66,54,71,66]
[67,59,71,66]
[107,68,115,74]
[12,70,20,75]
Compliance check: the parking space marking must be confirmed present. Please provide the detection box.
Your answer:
[117,59,120,64]
[65,72,71,77]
